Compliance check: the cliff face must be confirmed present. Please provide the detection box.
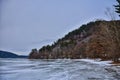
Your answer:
[29,20,120,62]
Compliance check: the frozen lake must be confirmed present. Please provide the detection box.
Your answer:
[0,58,120,80]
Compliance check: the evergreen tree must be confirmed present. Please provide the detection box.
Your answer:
[115,0,120,16]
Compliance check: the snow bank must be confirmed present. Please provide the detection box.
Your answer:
[80,59,112,66]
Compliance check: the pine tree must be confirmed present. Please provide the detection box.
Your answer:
[115,0,120,16]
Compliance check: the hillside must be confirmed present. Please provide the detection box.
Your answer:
[29,20,120,62]
[0,50,28,58]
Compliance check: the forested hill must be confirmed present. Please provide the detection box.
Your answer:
[29,20,120,62]
[0,50,28,58]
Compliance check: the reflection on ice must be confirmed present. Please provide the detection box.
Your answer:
[0,58,120,80]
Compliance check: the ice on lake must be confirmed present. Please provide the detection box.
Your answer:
[0,58,120,80]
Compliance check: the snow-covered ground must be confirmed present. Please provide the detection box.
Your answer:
[0,58,120,80]
[80,59,113,66]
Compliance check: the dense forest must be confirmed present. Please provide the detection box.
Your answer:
[29,20,120,62]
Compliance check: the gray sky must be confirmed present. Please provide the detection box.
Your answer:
[0,0,119,55]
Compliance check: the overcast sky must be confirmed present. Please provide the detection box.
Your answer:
[0,0,119,55]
